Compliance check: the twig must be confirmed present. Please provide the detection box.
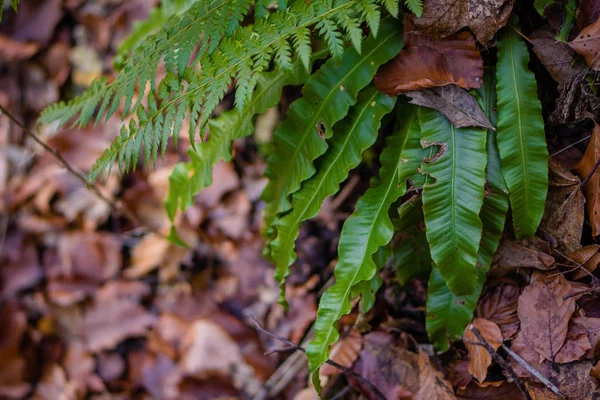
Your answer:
[501,344,566,400]
[468,324,532,400]
[551,134,591,157]
[580,156,600,187]
[246,314,385,400]
[0,104,165,238]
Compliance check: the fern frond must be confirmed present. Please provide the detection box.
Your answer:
[496,19,548,238]
[306,100,423,392]
[165,51,327,226]
[426,71,509,350]
[40,0,397,180]
[262,19,403,259]
[404,0,423,17]
[271,87,396,305]
[418,107,487,296]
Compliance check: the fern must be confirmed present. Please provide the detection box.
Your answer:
[419,107,487,296]
[306,102,422,390]
[403,0,423,16]
[40,0,398,181]
[271,87,396,304]
[0,0,19,21]
[426,72,509,350]
[262,18,403,260]
[496,19,548,238]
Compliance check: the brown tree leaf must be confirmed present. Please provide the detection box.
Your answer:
[375,18,483,95]
[413,0,514,44]
[554,319,591,363]
[510,330,550,379]
[572,316,600,352]
[567,245,600,280]
[406,85,493,129]
[531,27,585,91]
[456,381,528,399]
[525,361,599,400]
[320,329,362,377]
[463,318,503,383]
[574,122,600,236]
[493,240,555,271]
[517,273,576,361]
[540,179,584,254]
[477,284,521,340]
[568,18,600,69]
[414,350,456,399]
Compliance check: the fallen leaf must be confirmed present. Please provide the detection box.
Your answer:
[406,85,493,129]
[568,18,600,69]
[83,281,156,352]
[525,361,599,400]
[11,0,63,45]
[0,34,38,61]
[463,318,503,383]
[456,381,528,399]
[554,319,591,363]
[493,240,555,271]
[572,316,600,352]
[375,18,483,94]
[413,0,514,44]
[517,273,576,361]
[540,160,584,253]
[577,1,600,30]
[350,332,421,399]
[321,329,362,377]
[531,27,585,91]
[477,284,521,340]
[414,350,456,400]
[510,330,550,379]
[568,245,600,280]
[574,122,600,236]
[33,365,77,400]
[0,303,31,398]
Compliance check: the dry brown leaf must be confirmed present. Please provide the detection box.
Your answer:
[531,27,585,91]
[574,122,600,236]
[568,245,600,280]
[493,240,555,270]
[463,318,503,383]
[413,0,514,44]
[321,329,362,377]
[375,18,483,95]
[477,284,521,340]
[572,316,600,352]
[525,361,599,400]
[510,330,550,379]
[406,85,493,129]
[554,319,591,363]
[0,34,38,62]
[414,350,456,400]
[517,273,576,361]
[568,18,600,69]
[456,381,528,399]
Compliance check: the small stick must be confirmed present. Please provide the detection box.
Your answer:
[580,156,600,187]
[468,324,532,400]
[501,344,566,400]
[551,134,591,157]
[246,314,386,400]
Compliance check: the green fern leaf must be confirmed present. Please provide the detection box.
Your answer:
[426,71,509,350]
[165,51,327,224]
[306,99,422,392]
[351,245,392,314]
[383,0,400,17]
[271,87,395,304]
[419,107,487,296]
[262,19,403,258]
[404,0,423,16]
[496,20,548,238]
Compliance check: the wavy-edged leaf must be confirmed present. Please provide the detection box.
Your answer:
[306,102,422,392]
[496,21,548,238]
[165,52,326,225]
[262,20,403,256]
[419,107,487,296]
[271,87,396,303]
[426,71,509,350]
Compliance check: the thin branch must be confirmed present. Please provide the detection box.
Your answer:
[0,104,165,238]
[551,134,591,157]
[580,156,600,187]
[246,314,385,400]
[468,324,532,400]
[501,344,566,399]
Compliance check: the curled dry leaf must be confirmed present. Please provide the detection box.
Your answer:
[406,85,493,129]
[568,18,600,69]
[568,245,600,280]
[463,318,503,383]
[517,273,576,361]
[574,122,600,236]
[413,0,514,44]
[493,240,555,271]
[375,18,483,95]
[414,350,456,400]
[477,284,521,340]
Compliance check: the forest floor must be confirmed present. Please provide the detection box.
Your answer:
[2,1,600,399]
